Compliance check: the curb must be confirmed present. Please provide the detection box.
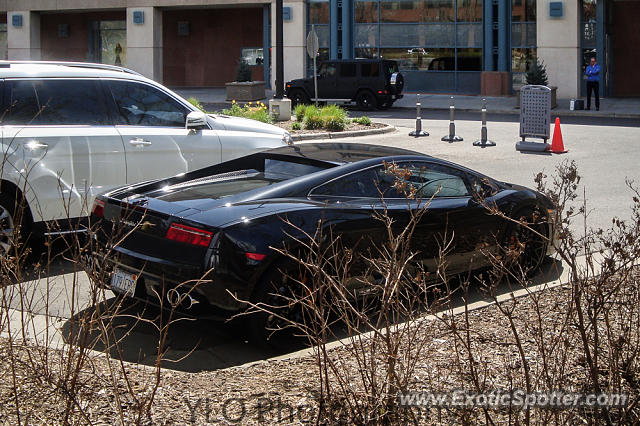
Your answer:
[290,123,396,141]
[394,105,639,120]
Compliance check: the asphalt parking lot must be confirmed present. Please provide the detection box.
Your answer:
[4,111,638,372]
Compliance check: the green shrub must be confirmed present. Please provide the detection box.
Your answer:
[220,101,273,123]
[353,116,372,126]
[291,121,302,130]
[323,115,347,131]
[296,104,349,131]
[304,113,324,130]
[319,104,347,122]
[187,97,207,113]
[293,104,308,122]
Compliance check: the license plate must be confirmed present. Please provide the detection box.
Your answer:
[110,268,137,297]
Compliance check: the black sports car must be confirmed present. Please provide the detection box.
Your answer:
[90,143,556,332]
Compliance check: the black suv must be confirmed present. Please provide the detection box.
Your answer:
[285,59,404,110]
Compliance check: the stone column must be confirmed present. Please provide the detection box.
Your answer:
[271,0,306,88]
[126,7,163,82]
[536,0,580,99]
[7,11,41,60]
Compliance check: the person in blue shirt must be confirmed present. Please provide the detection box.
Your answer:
[585,57,600,111]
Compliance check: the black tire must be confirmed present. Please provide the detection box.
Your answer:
[288,89,309,108]
[356,90,377,111]
[501,207,548,276]
[246,260,307,344]
[0,192,30,256]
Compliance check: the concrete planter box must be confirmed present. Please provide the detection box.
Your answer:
[225,81,266,101]
[515,86,558,109]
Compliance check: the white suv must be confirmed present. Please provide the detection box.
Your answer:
[0,61,292,252]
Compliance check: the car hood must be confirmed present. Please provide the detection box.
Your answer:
[208,114,285,135]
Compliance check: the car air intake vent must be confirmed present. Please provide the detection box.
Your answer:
[166,169,260,190]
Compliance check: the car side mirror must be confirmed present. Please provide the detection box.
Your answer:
[185,111,208,130]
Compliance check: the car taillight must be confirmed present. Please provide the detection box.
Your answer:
[245,252,266,261]
[165,223,213,247]
[92,199,105,218]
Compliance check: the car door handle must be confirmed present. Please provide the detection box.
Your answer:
[129,138,152,146]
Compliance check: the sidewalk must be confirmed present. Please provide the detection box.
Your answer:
[174,87,640,120]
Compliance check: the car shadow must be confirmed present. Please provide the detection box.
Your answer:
[59,257,563,373]
[60,298,306,373]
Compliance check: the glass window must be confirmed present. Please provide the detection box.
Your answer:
[4,79,109,125]
[309,0,330,24]
[241,48,264,66]
[0,23,7,61]
[318,63,337,77]
[311,163,470,199]
[457,0,482,22]
[361,62,380,77]
[340,63,357,77]
[511,47,536,86]
[356,0,379,23]
[512,0,536,21]
[108,81,189,127]
[381,0,455,23]
[381,48,455,71]
[98,20,126,66]
[311,166,403,198]
[456,48,482,71]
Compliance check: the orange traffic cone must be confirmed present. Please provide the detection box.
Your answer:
[549,117,568,154]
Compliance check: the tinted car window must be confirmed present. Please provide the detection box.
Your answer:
[340,63,357,77]
[319,63,337,77]
[311,166,403,198]
[108,80,189,127]
[361,63,380,77]
[311,163,470,199]
[3,79,109,125]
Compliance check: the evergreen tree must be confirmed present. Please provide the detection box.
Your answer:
[526,60,549,86]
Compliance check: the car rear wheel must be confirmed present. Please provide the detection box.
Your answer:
[356,90,377,111]
[247,260,307,343]
[288,89,309,108]
[501,207,548,276]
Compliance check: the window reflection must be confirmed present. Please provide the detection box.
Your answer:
[309,0,330,24]
[511,0,536,21]
[381,0,455,23]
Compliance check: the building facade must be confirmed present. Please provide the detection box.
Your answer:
[0,0,636,98]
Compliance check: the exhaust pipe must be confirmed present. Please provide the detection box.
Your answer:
[166,288,197,310]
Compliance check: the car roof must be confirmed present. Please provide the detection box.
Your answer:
[0,61,149,81]
[264,143,424,164]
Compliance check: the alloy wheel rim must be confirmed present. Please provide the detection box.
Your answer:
[0,204,15,254]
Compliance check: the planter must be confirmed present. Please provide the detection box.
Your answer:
[225,81,266,101]
[515,86,558,109]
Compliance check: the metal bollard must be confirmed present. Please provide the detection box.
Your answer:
[441,96,463,142]
[409,94,429,137]
[473,98,496,147]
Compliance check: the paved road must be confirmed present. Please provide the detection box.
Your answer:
[4,113,637,372]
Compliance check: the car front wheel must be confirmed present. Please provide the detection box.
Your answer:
[288,89,310,108]
[501,207,548,276]
[0,193,29,256]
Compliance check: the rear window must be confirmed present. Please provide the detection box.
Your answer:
[3,79,109,125]
[361,63,380,77]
